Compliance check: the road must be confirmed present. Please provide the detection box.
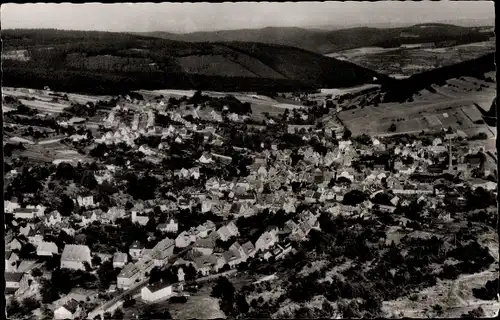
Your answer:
[87,246,194,318]
[37,138,64,145]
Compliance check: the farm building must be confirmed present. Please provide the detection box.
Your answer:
[461,106,484,124]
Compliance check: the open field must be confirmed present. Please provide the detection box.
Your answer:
[326,40,495,77]
[3,86,114,114]
[338,75,496,137]
[14,141,89,164]
[318,84,381,97]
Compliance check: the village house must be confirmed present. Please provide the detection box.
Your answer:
[79,210,98,227]
[4,200,21,213]
[60,244,92,271]
[141,280,179,302]
[157,219,179,234]
[5,250,19,272]
[113,252,128,269]
[255,230,279,252]
[45,210,62,227]
[241,241,257,259]
[54,299,82,320]
[5,272,26,295]
[117,263,143,289]
[470,179,497,191]
[178,196,193,210]
[76,195,96,208]
[129,241,145,260]
[199,152,214,164]
[216,221,239,242]
[175,231,197,248]
[13,208,38,220]
[195,220,217,238]
[104,207,126,222]
[131,210,150,226]
[223,248,243,268]
[7,238,24,251]
[192,237,217,256]
[37,241,58,257]
[150,237,175,267]
[193,255,218,276]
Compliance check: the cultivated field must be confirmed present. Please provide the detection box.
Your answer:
[16,141,89,164]
[338,75,496,139]
[326,40,495,77]
[3,86,113,113]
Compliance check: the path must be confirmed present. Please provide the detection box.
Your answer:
[37,138,63,145]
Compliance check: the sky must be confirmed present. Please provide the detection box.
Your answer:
[1,1,495,33]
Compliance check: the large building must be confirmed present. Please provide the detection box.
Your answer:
[60,244,92,271]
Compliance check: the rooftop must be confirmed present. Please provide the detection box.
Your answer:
[61,244,91,262]
[5,272,24,282]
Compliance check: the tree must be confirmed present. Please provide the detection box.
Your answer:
[81,170,98,189]
[31,268,43,277]
[56,162,75,180]
[211,277,235,302]
[113,308,124,319]
[7,297,21,316]
[342,190,367,206]
[342,129,352,140]
[92,255,102,266]
[41,306,54,320]
[59,194,75,216]
[22,297,41,313]
[389,123,397,132]
[236,294,250,314]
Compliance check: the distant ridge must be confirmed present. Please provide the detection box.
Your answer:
[135,23,494,54]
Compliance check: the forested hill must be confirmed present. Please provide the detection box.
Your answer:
[136,23,495,54]
[2,29,389,95]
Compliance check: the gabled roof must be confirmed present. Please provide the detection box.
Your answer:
[5,272,24,282]
[62,299,80,314]
[242,241,255,254]
[130,241,144,250]
[145,279,173,293]
[223,249,241,263]
[37,241,58,253]
[193,237,216,249]
[61,244,91,262]
[193,255,217,269]
[113,252,128,263]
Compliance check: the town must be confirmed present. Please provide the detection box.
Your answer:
[2,2,498,319]
[4,83,498,319]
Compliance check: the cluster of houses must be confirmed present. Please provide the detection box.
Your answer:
[4,94,497,320]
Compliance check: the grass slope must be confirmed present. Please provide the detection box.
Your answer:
[2,29,386,95]
[381,53,495,103]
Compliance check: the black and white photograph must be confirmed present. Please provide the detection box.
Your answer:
[1,1,497,319]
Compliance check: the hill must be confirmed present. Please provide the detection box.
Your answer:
[136,23,494,54]
[381,53,495,103]
[334,54,496,137]
[2,29,387,95]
